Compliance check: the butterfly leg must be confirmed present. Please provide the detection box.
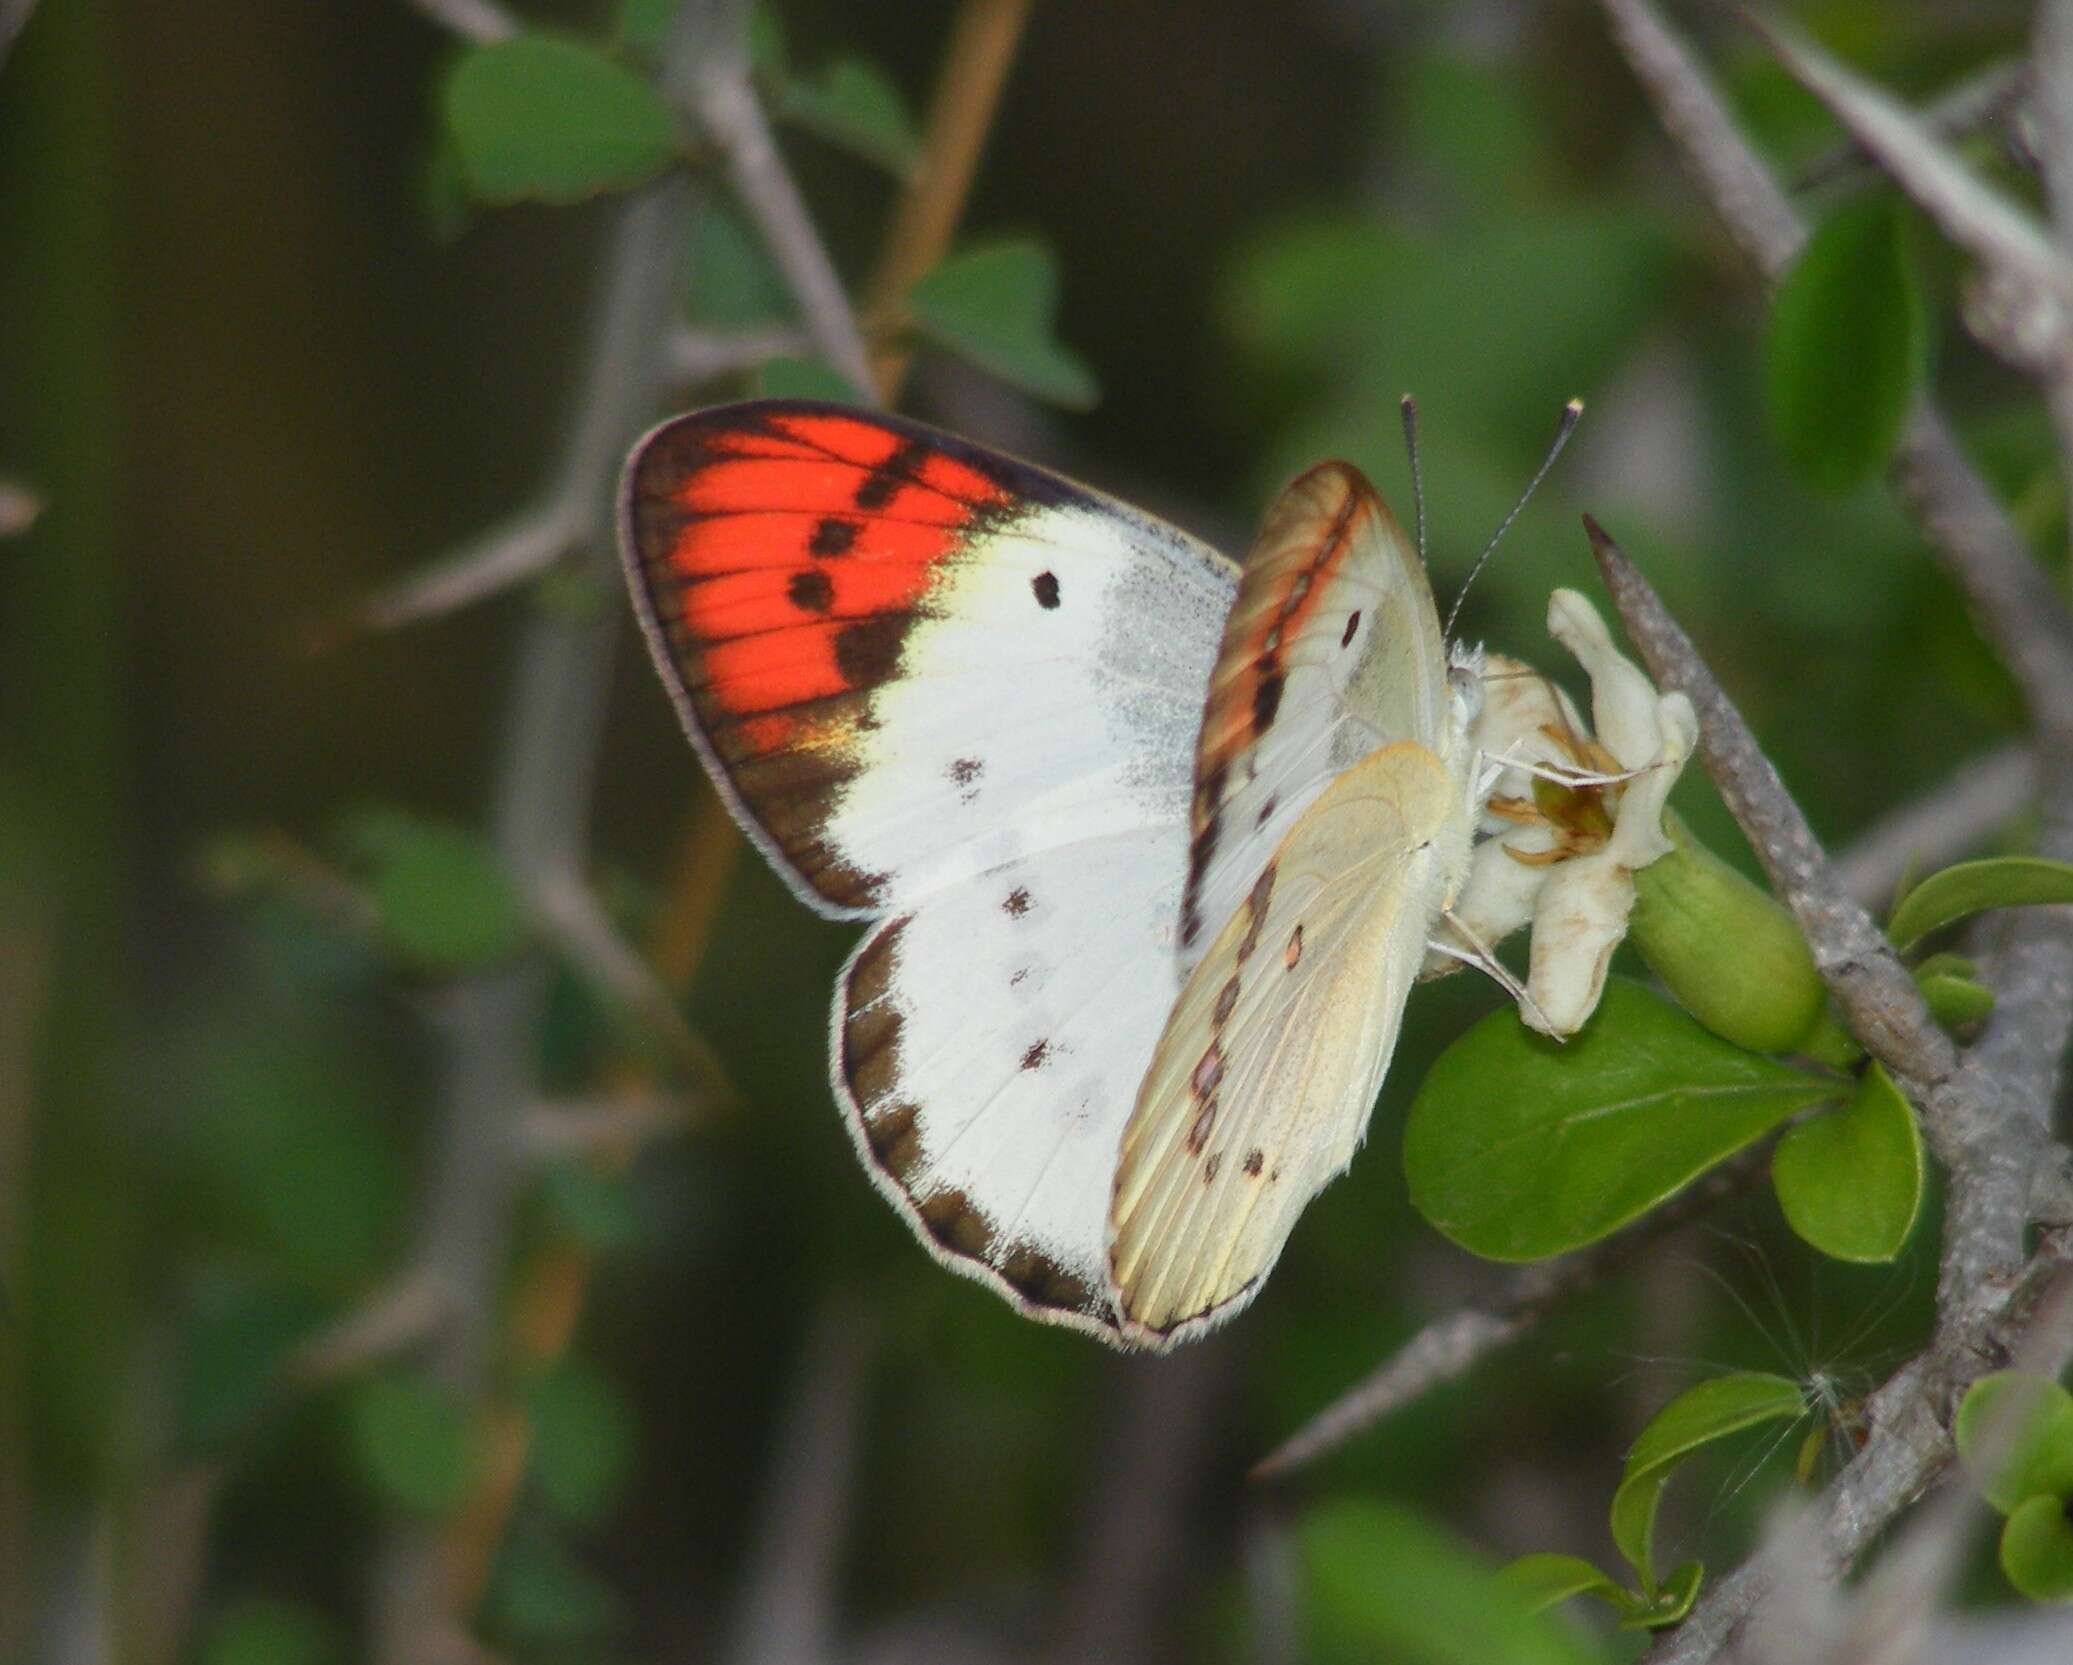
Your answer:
[1429,909,1562,1038]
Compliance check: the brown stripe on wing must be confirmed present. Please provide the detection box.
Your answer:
[835,914,1116,1331]
[1179,463,1373,949]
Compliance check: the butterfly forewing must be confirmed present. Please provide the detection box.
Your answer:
[1110,740,1474,1347]
[1179,463,1454,976]
[620,400,1238,1339]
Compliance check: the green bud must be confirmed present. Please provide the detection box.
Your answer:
[1629,814,1828,1055]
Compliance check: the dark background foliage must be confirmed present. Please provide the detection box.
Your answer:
[0,2,2050,1661]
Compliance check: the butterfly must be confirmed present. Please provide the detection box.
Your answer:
[618,399,1488,1351]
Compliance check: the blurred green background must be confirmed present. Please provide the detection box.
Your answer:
[0,2,2051,1661]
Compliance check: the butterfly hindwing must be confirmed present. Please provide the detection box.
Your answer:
[1178,463,1454,975]
[838,825,1201,1330]
[621,400,1239,1339]
[1110,740,1475,1347]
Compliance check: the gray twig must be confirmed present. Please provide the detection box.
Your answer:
[1751,12,2068,375]
[1828,742,2036,909]
[1587,520,1959,1104]
[283,1274,450,1390]
[1252,1141,1773,1481]
[519,1091,693,1158]
[1601,0,2073,743]
[722,1303,876,1665]
[351,507,580,634]
[402,0,516,47]
[686,5,875,397]
[1795,59,2031,192]
[367,165,691,1665]
[668,324,811,386]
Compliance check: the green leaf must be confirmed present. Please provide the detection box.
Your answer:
[445,35,679,206]
[184,1030,403,1291]
[1302,1502,1606,1665]
[1764,196,1924,492]
[1888,856,2073,951]
[345,1373,477,1516]
[1772,1062,1923,1262]
[421,133,474,244]
[2001,1494,2073,1601]
[175,1273,326,1452]
[906,241,1098,409]
[758,355,868,403]
[1497,1552,1631,1616]
[541,1161,642,1250]
[1611,1372,1807,1590]
[684,200,793,329]
[1404,980,1841,1261]
[483,1513,626,1643]
[343,808,527,974]
[746,5,788,85]
[528,1361,636,1524]
[1918,968,1996,1028]
[198,1597,339,1665]
[782,57,919,175]
[617,0,676,57]
[1626,1561,1704,1631]
[1957,1373,2073,1514]
[1222,208,1668,436]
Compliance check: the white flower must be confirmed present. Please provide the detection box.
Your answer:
[1435,589,1698,1037]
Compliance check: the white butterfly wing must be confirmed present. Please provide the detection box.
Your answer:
[1109,739,1475,1348]
[1179,463,1455,976]
[621,401,1237,1341]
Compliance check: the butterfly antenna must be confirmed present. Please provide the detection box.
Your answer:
[1400,394,1427,564]
[1443,397,1584,641]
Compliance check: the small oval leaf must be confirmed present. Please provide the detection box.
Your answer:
[1302,1503,1604,1665]
[1957,1372,2073,1515]
[1498,1552,1631,1616]
[1610,1372,1806,1590]
[781,57,919,175]
[345,809,527,974]
[1405,980,1841,1261]
[1623,1560,1705,1631]
[527,1361,636,1524]
[1763,196,1924,492]
[2000,1494,2073,1601]
[758,355,868,403]
[1888,856,2073,951]
[345,1373,477,1516]
[445,35,679,206]
[1772,1062,1923,1262]
[1917,970,1995,1028]
[906,241,1099,409]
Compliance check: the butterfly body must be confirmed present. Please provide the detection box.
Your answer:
[620,400,1478,1349]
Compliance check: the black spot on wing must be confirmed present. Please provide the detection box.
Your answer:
[834,613,909,688]
[1032,570,1061,609]
[1253,670,1285,733]
[854,437,930,509]
[1020,1039,1051,1072]
[1342,609,1361,647]
[810,516,860,557]
[1004,886,1032,918]
[788,567,835,612]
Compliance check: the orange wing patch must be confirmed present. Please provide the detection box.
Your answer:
[1180,463,1372,950]
[620,401,1031,910]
